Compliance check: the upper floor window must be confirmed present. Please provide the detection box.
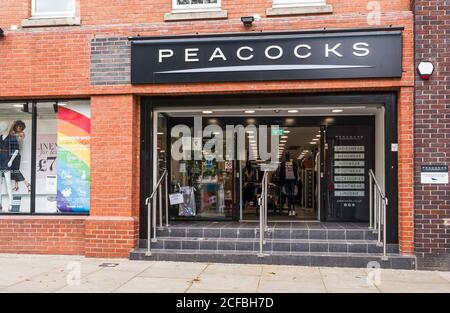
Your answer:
[173,0,221,12]
[273,0,326,7]
[32,0,75,18]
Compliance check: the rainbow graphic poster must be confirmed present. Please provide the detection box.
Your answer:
[56,104,91,213]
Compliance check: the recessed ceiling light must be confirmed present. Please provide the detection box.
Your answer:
[316,134,321,138]
[284,130,291,134]
[157,132,164,135]
[310,142,317,145]
[248,135,254,139]
[332,109,343,113]
[203,110,213,114]
[13,104,23,108]
[245,110,255,114]
[281,136,288,139]
[288,110,299,113]
[280,140,287,143]
[313,138,319,141]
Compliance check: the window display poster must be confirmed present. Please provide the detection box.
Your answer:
[56,104,91,213]
[36,134,57,181]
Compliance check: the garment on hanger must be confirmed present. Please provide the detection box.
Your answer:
[0,134,19,172]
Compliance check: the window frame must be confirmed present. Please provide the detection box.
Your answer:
[31,0,76,18]
[0,100,90,216]
[272,0,327,8]
[172,0,221,12]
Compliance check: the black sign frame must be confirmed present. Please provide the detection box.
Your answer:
[130,28,403,84]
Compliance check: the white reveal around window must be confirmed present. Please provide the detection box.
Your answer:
[273,0,326,8]
[32,0,75,18]
[173,0,221,12]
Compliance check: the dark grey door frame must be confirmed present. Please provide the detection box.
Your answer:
[140,92,399,244]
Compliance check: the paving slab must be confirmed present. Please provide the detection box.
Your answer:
[202,263,263,277]
[438,272,450,282]
[257,279,327,293]
[261,265,321,281]
[139,261,208,279]
[114,276,192,293]
[189,274,260,292]
[377,281,450,293]
[2,270,69,293]
[374,269,450,284]
[55,269,137,293]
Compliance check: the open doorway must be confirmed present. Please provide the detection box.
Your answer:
[148,102,384,224]
[241,126,320,221]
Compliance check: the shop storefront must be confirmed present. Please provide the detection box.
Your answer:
[135,29,402,245]
[1,0,423,268]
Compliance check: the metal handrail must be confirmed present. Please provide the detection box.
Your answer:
[144,169,168,256]
[258,171,269,258]
[369,169,388,260]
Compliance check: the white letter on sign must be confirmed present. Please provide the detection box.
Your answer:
[209,47,227,61]
[185,48,199,62]
[265,45,283,60]
[237,46,254,61]
[326,43,343,58]
[159,49,174,63]
[353,42,370,57]
[294,44,312,59]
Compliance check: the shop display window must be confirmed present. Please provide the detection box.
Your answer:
[0,100,90,215]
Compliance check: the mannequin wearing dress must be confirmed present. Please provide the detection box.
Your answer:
[0,121,19,212]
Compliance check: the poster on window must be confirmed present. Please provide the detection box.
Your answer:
[56,104,91,213]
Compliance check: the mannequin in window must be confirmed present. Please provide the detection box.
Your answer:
[10,120,31,193]
[0,121,19,212]
[280,151,298,216]
[243,160,256,210]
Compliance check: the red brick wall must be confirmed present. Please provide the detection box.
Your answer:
[0,0,415,258]
[85,94,140,257]
[0,216,86,255]
[414,0,450,269]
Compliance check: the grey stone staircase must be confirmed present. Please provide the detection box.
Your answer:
[130,222,416,269]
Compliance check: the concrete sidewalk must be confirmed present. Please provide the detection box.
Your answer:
[0,254,449,293]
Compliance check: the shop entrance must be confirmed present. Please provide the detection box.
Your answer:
[139,93,399,242]
[147,105,383,223]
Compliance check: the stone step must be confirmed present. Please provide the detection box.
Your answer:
[139,237,399,254]
[130,249,416,270]
[155,226,378,241]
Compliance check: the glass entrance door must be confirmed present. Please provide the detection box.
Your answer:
[163,114,237,221]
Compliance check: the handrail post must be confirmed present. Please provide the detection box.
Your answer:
[373,190,378,234]
[377,194,382,246]
[258,191,264,258]
[264,173,268,232]
[382,199,388,260]
[145,197,152,256]
[369,172,373,229]
[165,174,169,227]
[159,183,163,228]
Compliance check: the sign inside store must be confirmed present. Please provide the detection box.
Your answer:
[169,193,185,205]
[131,29,403,84]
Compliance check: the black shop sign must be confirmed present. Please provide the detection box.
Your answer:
[130,28,403,84]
